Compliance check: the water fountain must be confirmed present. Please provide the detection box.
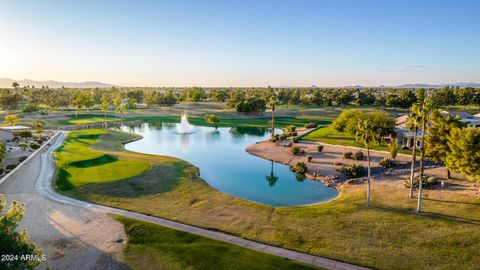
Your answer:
[176,113,194,134]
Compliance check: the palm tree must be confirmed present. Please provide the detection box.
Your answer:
[355,120,379,208]
[406,104,422,198]
[417,99,434,213]
[268,95,281,137]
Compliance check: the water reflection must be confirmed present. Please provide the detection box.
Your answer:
[265,161,279,187]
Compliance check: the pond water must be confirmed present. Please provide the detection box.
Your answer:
[121,123,338,206]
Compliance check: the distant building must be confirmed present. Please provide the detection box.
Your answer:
[395,114,423,149]
[0,125,31,141]
[441,110,480,128]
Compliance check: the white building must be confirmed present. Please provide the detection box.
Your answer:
[0,125,31,141]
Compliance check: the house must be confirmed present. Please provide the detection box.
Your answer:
[441,110,480,128]
[394,114,423,149]
[0,125,31,141]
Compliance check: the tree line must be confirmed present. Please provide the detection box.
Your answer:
[2,83,480,114]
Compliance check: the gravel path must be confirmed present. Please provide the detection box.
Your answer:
[2,131,371,270]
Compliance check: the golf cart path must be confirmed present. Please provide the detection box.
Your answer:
[10,131,371,270]
[0,132,126,270]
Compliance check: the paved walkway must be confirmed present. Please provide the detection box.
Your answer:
[5,131,371,270]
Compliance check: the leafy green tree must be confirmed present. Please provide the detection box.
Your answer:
[268,95,281,137]
[11,82,19,89]
[425,112,465,179]
[204,114,220,129]
[4,114,20,126]
[126,98,137,110]
[0,194,43,269]
[398,89,417,108]
[100,97,110,119]
[113,98,122,116]
[18,141,28,151]
[33,119,46,133]
[446,128,480,195]
[332,109,365,133]
[116,102,127,121]
[355,120,380,208]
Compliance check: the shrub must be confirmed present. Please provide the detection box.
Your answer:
[6,164,17,170]
[404,176,439,189]
[17,156,28,162]
[30,142,40,149]
[343,151,353,159]
[21,104,38,113]
[379,157,395,168]
[286,125,297,132]
[353,151,364,161]
[279,133,287,140]
[317,145,324,152]
[290,146,301,155]
[291,137,299,143]
[0,167,4,174]
[15,130,33,138]
[40,111,48,115]
[270,137,279,143]
[291,162,307,174]
[291,131,297,136]
[306,155,313,162]
[389,141,398,160]
[337,164,367,179]
[304,122,318,129]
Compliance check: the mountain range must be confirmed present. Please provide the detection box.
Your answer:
[1,78,480,89]
[0,78,116,88]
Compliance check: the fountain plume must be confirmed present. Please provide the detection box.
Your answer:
[176,113,194,134]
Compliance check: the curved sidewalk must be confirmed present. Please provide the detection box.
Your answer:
[38,132,371,270]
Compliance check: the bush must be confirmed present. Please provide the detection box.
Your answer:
[280,133,287,140]
[343,151,353,159]
[379,157,395,168]
[353,151,364,161]
[6,164,17,170]
[15,130,33,138]
[291,131,297,136]
[337,164,367,179]
[404,176,439,189]
[291,137,299,143]
[304,122,318,129]
[389,141,398,160]
[286,125,297,132]
[21,104,38,113]
[317,145,324,152]
[290,146,301,155]
[306,155,313,162]
[0,167,3,174]
[40,111,48,115]
[30,142,40,149]
[291,162,307,174]
[270,137,279,143]
[17,156,28,163]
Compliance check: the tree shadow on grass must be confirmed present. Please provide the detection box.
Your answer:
[371,204,480,225]
[69,154,118,168]
[423,197,480,206]
[78,164,181,198]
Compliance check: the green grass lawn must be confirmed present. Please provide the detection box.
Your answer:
[55,129,480,270]
[302,126,413,155]
[56,114,124,125]
[115,216,318,270]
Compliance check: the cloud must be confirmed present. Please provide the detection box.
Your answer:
[377,65,427,72]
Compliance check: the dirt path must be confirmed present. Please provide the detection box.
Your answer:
[0,133,126,270]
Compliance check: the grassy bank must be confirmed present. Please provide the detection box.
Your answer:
[114,216,318,270]
[55,129,480,270]
[301,126,413,155]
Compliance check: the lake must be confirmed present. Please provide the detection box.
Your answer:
[121,123,338,206]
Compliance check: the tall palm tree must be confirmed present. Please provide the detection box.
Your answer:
[406,104,422,198]
[417,98,433,213]
[356,120,379,208]
[268,95,281,137]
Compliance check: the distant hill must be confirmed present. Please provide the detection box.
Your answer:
[0,78,116,88]
[392,82,480,88]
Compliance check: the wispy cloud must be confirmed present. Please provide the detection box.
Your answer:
[377,65,427,72]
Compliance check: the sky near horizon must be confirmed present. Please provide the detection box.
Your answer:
[0,0,479,87]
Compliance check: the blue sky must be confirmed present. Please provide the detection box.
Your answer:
[0,0,479,86]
